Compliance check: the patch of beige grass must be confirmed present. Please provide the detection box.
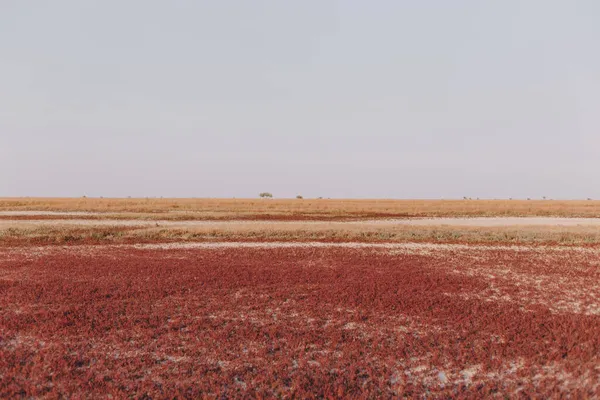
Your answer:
[3,223,600,246]
[2,198,600,218]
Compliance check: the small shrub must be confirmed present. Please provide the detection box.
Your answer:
[296,195,303,199]
[259,192,273,198]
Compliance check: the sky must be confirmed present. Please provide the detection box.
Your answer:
[1,1,598,199]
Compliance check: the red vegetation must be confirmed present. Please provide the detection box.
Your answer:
[1,245,599,397]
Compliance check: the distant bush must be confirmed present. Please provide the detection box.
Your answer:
[296,195,303,199]
[259,192,273,198]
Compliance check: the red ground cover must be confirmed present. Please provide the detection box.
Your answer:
[1,245,599,398]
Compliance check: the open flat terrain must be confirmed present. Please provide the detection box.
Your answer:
[1,199,600,397]
[2,198,600,218]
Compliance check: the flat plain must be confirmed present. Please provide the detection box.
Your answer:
[1,198,600,397]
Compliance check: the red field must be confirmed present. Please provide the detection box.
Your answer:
[1,243,599,398]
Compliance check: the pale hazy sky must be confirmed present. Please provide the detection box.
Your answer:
[1,1,598,199]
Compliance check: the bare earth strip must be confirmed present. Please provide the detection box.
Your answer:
[3,216,600,228]
[389,217,600,227]
[0,211,102,217]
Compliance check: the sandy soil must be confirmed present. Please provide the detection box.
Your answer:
[0,211,101,216]
[389,217,600,227]
[2,216,600,229]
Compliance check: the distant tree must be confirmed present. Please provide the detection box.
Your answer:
[296,195,303,199]
[259,192,273,198]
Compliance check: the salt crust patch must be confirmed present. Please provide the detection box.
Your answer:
[3,216,600,228]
